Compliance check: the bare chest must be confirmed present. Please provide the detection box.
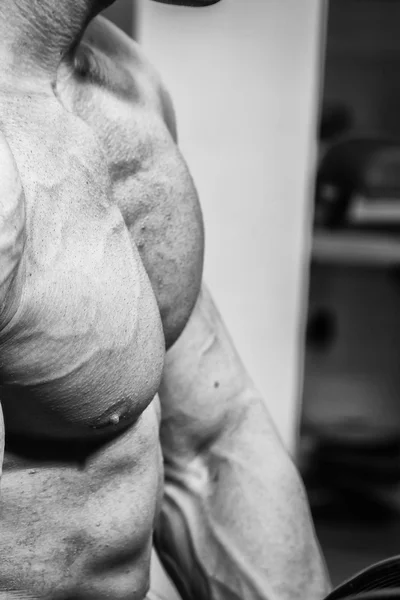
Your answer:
[0,97,164,437]
[56,42,204,347]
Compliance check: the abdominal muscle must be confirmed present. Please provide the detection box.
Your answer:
[0,398,163,600]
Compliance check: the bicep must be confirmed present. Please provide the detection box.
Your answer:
[157,286,331,599]
[159,284,274,456]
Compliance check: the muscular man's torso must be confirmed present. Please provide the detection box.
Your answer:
[0,16,203,599]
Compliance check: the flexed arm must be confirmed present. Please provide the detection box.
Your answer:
[156,285,331,600]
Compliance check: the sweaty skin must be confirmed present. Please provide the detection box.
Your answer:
[0,2,330,599]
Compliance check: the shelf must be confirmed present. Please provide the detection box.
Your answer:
[312,231,400,267]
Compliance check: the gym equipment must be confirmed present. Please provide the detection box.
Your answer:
[307,129,400,599]
[326,556,400,599]
[151,0,222,6]
[315,138,400,230]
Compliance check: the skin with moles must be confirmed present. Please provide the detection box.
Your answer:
[0,1,330,599]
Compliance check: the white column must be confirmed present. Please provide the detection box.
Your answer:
[137,1,325,595]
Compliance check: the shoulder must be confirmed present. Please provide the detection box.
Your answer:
[0,131,25,314]
[82,16,177,139]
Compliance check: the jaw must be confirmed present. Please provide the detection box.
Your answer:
[0,0,220,89]
[0,0,117,85]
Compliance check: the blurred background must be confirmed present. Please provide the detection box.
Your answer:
[302,0,400,587]
[104,0,400,594]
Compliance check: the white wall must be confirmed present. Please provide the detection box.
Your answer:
[138,0,324,453]
[137,1,325,597]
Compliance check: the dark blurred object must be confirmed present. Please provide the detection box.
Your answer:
[151,0,221,6]
[301,424,400,521]
[315,138,400,229]
[306,308,338,351]
[326,556,400,600]
[343,594,400,600]
[103,0,134,36]
[320,103,354,142]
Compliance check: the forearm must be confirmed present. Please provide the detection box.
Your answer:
[155,392,331,600]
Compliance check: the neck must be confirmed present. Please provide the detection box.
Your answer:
[0,0,112,88]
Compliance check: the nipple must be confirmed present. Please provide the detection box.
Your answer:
[91,400,131,431]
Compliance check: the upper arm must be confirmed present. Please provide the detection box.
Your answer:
[158,287,331,599]
[0,131,25,318]
[159,284,279,458]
